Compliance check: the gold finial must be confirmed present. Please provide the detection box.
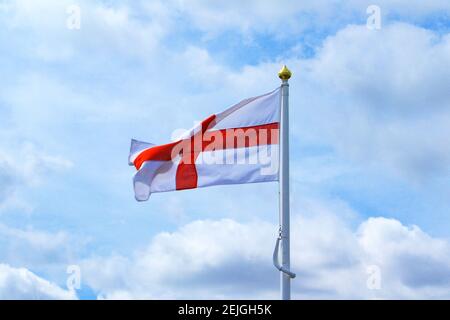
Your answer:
[278,65,292,80]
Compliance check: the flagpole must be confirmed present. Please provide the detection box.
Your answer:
[278,65,292,300]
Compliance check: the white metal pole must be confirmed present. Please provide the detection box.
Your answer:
[278,65,292,300]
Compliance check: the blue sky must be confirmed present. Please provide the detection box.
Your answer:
[0,0,449,299]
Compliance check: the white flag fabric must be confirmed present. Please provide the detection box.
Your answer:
[129,87,281,201]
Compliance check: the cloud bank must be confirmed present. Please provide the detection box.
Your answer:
[82,200,450,299]
[0,263,76,299]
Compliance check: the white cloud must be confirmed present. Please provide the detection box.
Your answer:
[357,217,450,298]
[1,0,170,64]
[310,23,450,113]
[289,23,450,182]
[82,218,276,299]
[0,222,90,292]
[0,223,76,264]
[4,0,447,68]
[81,199,450,299]
[0,263,76,299]
[0,224,69,251]
[162,0,450,36]
[0,142,72,210]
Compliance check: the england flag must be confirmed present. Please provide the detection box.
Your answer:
[128,88,281,201]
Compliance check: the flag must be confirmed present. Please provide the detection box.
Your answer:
[128,87,281,201]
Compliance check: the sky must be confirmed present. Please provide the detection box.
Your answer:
[0,0,449,299]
